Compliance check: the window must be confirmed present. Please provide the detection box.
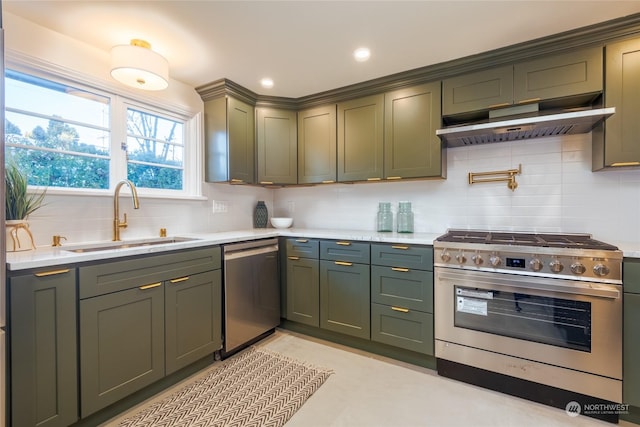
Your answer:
[4,68,198,197]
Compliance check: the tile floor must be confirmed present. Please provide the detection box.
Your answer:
[106,329,634,427]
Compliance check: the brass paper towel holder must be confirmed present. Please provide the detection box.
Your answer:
[469,164,522,191]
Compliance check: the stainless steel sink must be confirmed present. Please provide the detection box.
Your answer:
[64,237,200,253]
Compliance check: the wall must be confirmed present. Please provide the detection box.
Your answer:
[274,133,640,245]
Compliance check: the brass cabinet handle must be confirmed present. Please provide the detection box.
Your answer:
[391,245,409,250]
[391,306,410,313]
[336,241,351,246]
[139,282,162,290]
[488,102,511,109]
[170,276,190,284]
[367,177,381,181]
[335,261,353,266]
[35,269,70,277]
[230,179,244,183]
[260,181,274,185]
[295,239,309,243]
[321,180,335,184]
[288,256,300,261]
[516,97,541,105]
[392,267,410,272]
[611,162,640,167]
[386,176,402,180]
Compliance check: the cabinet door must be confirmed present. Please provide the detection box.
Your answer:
[320,260,370,339]
[286,257,320,327]
[298,105,337,184]
[371,303,434,355]
[442,65,514,116]
[256,108,297,185]
[337,94,384,182]
[204,97,228,182]
[165,270,222,375]
[384,82,444,179]
[228,97,256,184]
[80,283,165,417]
[10,269,77,427]
[624,292,640,407]
[514,47,602,104]
[599,38,640,168]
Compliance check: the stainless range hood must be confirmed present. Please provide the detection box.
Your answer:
[436,107,615,147]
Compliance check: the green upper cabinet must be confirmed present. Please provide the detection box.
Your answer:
[256,107,297,185]
[594,37,640,170]
[298,104,337,184]
[337,94,384,182]
[384,82,445,179]
[443,46,603,117]
[204,96,255,184]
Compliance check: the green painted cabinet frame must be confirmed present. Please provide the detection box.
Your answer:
[9,268,78,427]
[624,259,640,410]
[297,104,337,184]
[594,37,640,170]
[283,238,320,326]
[384,82,445,179]
[337,94,384,182]
[204,96,255,183]
[256,107,297,185]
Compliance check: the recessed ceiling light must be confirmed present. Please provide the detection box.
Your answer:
[353,47,371,62]
[260,78,274,89]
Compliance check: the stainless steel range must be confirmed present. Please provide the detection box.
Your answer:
[434,230,623,422]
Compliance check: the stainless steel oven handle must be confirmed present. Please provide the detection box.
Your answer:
[505,280,620,299]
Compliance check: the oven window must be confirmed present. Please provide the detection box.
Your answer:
[454,286,591,352]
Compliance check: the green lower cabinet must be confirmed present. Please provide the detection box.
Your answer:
[80,283,165,417]
[370,265,433,312]
[625,292,640,407]
[286,257,320,327]
[320,260,370,339]
[371,303,434,355]
[9,268,78,427]
[165,270,222,375]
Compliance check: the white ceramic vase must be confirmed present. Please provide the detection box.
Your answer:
[6,219,36,252]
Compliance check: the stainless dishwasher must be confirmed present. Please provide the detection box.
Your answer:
[222,238,280,356]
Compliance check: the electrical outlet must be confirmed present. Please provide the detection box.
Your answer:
[212,200,228,213]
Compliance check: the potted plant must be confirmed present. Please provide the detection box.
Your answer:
[5,162,46,251]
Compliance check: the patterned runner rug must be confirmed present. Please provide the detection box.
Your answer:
[119,346,333,427]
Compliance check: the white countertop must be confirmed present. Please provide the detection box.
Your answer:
[5,228,441,271]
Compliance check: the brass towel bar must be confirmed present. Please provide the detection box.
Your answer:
[469,164,522,191]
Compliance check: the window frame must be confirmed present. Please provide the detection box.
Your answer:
[5,52,203,200]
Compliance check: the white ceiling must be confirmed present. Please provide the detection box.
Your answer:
[4,1,640,98]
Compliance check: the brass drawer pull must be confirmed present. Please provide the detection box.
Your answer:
[35,269,70,277]
[488,102,511,109]
[288,256,300,261]
[392,267,410,273]
[230,179,244,183]
[386,176,402,180]
[391,245,409,250]
[367,177,381,181]
[321,180,335,184]
[260,181,274,185]
[336,241,351,246]
[295,239,309,243]
[140,282,162,290]
[335,261,353,267]
[516,97,541,105]
[170,276,190,284]
[391,306,410,313]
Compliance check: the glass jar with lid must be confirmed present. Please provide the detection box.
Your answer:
[377,202,393,232]
[397,201,414,233]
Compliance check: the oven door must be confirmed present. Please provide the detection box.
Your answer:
[434,268,622,380]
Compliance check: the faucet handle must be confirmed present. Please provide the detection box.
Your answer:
[52,235,67,247]
[120,213,128,229]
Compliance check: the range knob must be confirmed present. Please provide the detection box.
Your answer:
[593,264,610,277]
[472,254,484,266]
[529,258,543,272]
[440,251,451,262]
[489,255,502,267]
[571,262,587,275]
[455,253,467,264]
[549,259,564,273]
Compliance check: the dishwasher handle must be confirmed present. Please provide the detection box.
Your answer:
[224,238,279,260]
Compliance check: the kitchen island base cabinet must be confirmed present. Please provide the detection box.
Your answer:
[9,268,78,427]
[80,284,165,418]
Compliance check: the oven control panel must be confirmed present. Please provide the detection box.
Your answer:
[434,247,622,283]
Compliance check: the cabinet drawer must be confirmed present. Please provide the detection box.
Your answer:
[371,243,433,270]
[371,265,433,313]
[320,240,370,264]
[79,246,221,299]
[371,303,434,355]
[285,238,320,259]
[624,258,640,294]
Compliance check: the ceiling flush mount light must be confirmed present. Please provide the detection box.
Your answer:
[110,39,169,91]
[260,78,274,89]
[353,47,371,62]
